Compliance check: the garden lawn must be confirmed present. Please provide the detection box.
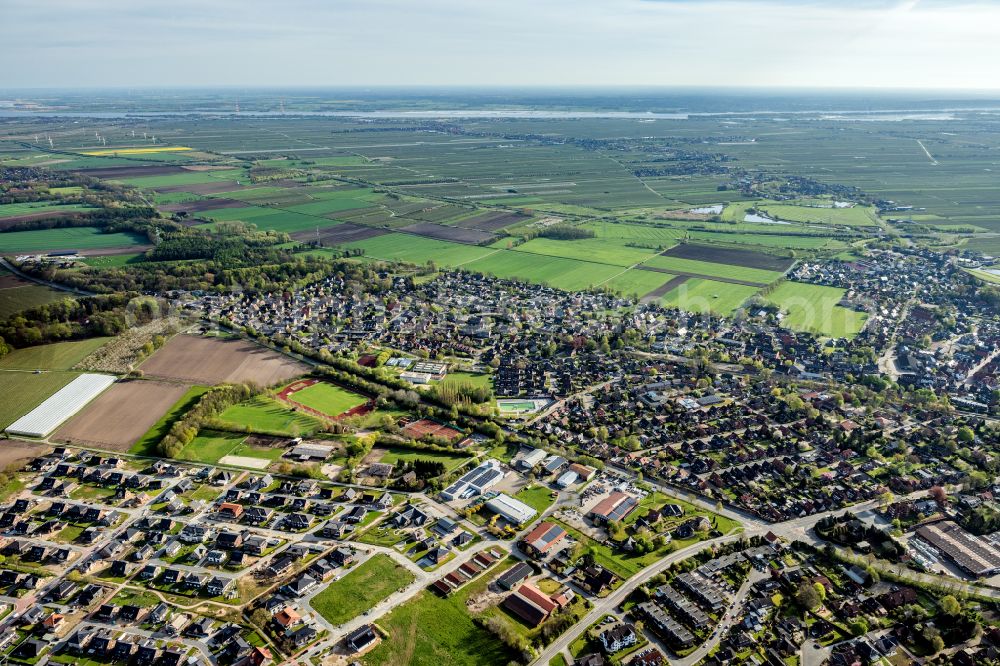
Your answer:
[765,281,869,339]
[289,382,367,417]
[0,338,110,371]
[216,396,321,436]
[310,554,415,625]
[129,386,210,456]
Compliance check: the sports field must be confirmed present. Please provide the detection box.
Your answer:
[765,281,869,338]
[286,381,368,417]
[0,338,110,370]
[216,396,322,436]
[660,278,760,315]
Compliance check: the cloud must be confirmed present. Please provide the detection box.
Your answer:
[1,0,998,89]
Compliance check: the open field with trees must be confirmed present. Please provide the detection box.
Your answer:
[765,281,869,338]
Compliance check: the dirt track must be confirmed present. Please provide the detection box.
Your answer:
[53,379,189,451]
[140,334,309,386]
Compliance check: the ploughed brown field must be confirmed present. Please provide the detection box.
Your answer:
[662,243,794,272]
[74,165,189,179]
[456,210,530,231]
[160,198,247,214]
[0,440,50,470]
[399,221,497,244]
[290,222,388,245]
[139,334,309,386]
[52,379,189,451]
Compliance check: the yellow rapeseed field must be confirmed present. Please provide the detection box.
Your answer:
[81,146,193,156]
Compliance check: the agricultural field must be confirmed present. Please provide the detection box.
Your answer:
[310,554,415,625]
[640,254,783,285]
[129,386,210,456]
[140,334,308,385]
[765,281,869,339]
[0,370,78,430]
[0,282,73,319]
[0,226,148,253]
[53,379,190,451]
[0,201,97,219]
[758,203,879,227]
[216,395,322,436]
[343,233,493,267]
[463,250,623,291]
[286,381,368,418]
[659,278,760,315]
[0,338,110,371]
[513,237,660,267]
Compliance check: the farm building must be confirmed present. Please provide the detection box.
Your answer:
[6,374,116,438]
[485,493,537,526]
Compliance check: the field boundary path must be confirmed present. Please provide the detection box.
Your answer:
[0,257,97,296]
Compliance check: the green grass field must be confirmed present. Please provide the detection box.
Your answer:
[640,255,783,284]
[0,284,73,319]
[0,370,77,430]
[310,554,415,625]
[378,446,471,473]
[363,561,518,666]
[216,396,322,436]
[129,386,210,456]
[463,250,622,291]
[660,278,760,315]
[0,338,110,370]
[759,203,878,227]
[513,237,660,267]
[599,269,675,298]
[0,201,97,219]
[513,485,556,513]
[0,226,148,253]
[968,268,1000,284]
[765,281,869,338]
[78,253,145,268]
[288,381,367,417]
[176,430,247,464]
[344,233,493,267]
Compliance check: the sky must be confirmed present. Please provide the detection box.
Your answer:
[2,0,999,90]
